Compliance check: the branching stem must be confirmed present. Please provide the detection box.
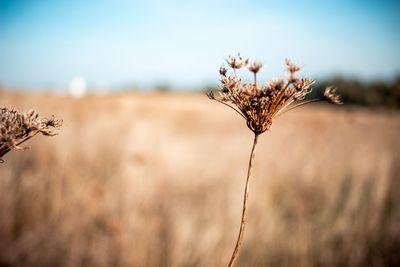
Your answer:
[0,131,39,158]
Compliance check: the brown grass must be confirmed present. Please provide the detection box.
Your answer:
[0,90,399,267]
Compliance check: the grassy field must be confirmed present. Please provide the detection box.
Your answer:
[0,90,399,267]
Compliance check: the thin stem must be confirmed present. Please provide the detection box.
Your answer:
[227,133,259,267]
[253,73,257,86]
[0,131,39,158]
[273,98,323,119]
[211,99,246,120]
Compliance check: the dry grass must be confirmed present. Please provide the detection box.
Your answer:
[0,90,399,267]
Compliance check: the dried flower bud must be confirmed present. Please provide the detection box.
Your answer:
[324,86,343,104]
[206,91,215,100]
[219,66,228,77]
[285,59,301,74]
[248,62,263,74]
[227,54,249,69]
[295,78,315,92]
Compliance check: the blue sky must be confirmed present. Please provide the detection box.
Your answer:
[0,0,399,89]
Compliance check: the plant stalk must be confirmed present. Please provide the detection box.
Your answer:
[227,133,259,267]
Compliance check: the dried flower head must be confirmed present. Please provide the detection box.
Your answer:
[324,86,343,104]
[285,58,301,74]
[248,61,263,74]
[0,107,62,160]
[208,55,342,135]
[226,54,249,69]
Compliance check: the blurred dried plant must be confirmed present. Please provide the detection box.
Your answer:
[0,107,62,161]
[207,54,342,267]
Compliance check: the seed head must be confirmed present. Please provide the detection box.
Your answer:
[208,56,341,135]
[0,107,62,160]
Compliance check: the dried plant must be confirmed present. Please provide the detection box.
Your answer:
[0,107,62,161]
[207,54,342,267]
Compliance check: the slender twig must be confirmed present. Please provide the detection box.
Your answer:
[0,131,40,158]
[227,133,259,267]
[274,98,323,119]
[211,98,246,119]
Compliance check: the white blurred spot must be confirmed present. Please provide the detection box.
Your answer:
[68,76,87,98]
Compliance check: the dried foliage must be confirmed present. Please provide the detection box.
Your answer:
[0,107,62,160]
[208,54,342,267]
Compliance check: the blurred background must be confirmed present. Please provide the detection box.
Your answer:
[0,0,399,267]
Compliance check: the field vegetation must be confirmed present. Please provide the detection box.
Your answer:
[0,90,399,267]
